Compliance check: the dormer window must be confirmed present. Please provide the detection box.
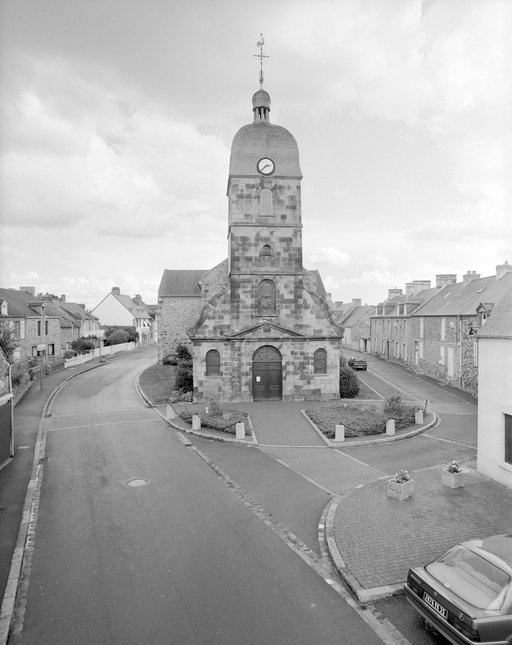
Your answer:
[0,299,7,316]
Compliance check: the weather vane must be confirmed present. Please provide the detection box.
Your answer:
[254,34,269,88]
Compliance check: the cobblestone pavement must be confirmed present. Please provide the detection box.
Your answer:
[330,464,512,596]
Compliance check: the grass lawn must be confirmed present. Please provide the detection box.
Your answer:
[138,364,176,404]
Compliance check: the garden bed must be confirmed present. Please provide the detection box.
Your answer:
[138,364,192,404]
[305,396,418,439]
[179,403,251,437]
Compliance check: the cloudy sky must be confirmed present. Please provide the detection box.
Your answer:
[0,0,510,309]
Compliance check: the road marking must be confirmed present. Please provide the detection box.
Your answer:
[185,441,409,645]
[48,406,148,418]
[46,418,162,432]
[356,374,385,399]
[366,369,420,402]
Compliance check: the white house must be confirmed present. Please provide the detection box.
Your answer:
[476,285,512,489]
[92,287,155,346]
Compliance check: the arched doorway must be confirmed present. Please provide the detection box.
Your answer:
[252,346,282,401]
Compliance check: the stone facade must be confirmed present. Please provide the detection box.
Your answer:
[158,87,343,402]
[157,296,203,363]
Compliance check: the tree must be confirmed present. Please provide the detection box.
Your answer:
[0,322,18,363]
[104,326,137,344]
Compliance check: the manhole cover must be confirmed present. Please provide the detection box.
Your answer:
[127,479,148,487]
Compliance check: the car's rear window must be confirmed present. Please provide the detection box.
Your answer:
[426,545,511,610]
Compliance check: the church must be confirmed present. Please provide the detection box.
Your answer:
[158,76,343,402]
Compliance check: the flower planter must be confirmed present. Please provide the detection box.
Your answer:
[387,478,414,501]
[441,469,465,489]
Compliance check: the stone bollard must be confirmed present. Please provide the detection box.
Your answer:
[192,414,201,430]
[424,400,431,413]
[166,405,175,420]
[386,419,396,436]
[415,409,424,424]
[335,424,345,442]
[235,422,245,439]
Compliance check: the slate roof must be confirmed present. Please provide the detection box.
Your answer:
[476,285,512,339]
[0,288,46,317]
[413,272,512,317]
[338,305,375,327]
[158,270,207,297]
[114,294,153,319]
[60,302,98,323]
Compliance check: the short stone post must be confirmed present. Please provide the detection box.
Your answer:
[166,405,175,420]
[386,419,396,436]
[424,400,431,413]
[192,414,201,430]
[335,424,345,442]
[235,422,245,439]
[415,409,424,424]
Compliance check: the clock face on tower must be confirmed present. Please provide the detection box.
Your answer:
[257,158,275,175]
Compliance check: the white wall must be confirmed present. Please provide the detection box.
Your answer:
[92,294,134,327]
[477,337,512,489]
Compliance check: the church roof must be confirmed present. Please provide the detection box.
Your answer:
[158,269,206,297]
[229,88,302,178]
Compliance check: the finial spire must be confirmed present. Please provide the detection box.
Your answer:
[254,34,269,88]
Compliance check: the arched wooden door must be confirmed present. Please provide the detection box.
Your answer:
[252,346,282,401]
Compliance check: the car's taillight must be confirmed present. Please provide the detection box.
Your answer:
[451,620,480,642]
[406,570,423,597]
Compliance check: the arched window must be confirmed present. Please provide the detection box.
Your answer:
[314,348,327,374]
[258,280,277,315]
[206,349,220,376]
[260,188,272,216]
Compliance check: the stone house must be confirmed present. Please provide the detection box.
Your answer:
[370,281,439,363]
[410,265,512,393]
[336,301,375,353]
[158,86,343,402]
[476,283,512,489]
[92,287,155,345]
[157,270,206,363]
[0,287,62,364]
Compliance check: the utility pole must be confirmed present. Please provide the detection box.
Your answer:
[39,302,46,391]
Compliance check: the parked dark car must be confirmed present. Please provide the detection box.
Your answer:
[348,357,367,370]
[405,534,512,644]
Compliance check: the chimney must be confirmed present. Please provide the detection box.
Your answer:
[20,286,35,296]
[387,289,402,300]
[133,294,142,304]
[60,294,66,302]
[352,298,362,306]
[463,270,481,284]
[112,287,121,296]
[406,281,431,298]
[436,274,457,290]
[496,261,512,280]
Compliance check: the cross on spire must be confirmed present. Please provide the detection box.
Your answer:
[254,34,269,88]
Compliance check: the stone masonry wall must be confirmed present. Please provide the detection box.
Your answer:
[157,297,203,363]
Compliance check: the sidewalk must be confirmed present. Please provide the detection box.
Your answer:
[0,357,109,602]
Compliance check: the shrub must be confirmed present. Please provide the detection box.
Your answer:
[71,338,95,354]
[175,359,193,392]
[106,329,130,345]
[163,343,192,366]
[11,362,29,388]
[383,394,407,419]
[339,365,360,398]
[0,323,18,363]
[63,350,76,359]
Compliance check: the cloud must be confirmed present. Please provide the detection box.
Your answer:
[0,57,229,235]
[341,270,412,289]
[309,247,351,267]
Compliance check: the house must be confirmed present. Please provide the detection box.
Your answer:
[92,287,155,346]
[370,281,439,363]
[0,287,62,364]
[476,282,512,489]
[337,303,375,353]
[409,265,512,393]
[157,269,207,363]
[157,84,343,402]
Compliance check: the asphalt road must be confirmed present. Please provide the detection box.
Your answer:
[11,348,386,645]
